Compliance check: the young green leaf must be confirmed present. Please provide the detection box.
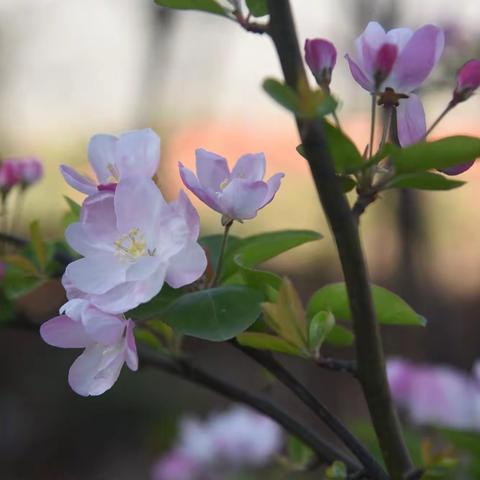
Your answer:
[323,122,364,174]
[286,435,314,467]
[307,282,426,327]
[234,253,282,293]
[246,0,268,17]
[263,78,300,114]
[162,286,263,341]
[393,136,480,173]
[236,332,303,356]
[30,221,47,271]
[2,255,39,276]
[326,460,347,479]
[154,0,226,16]
[385,172,465,191]
[325,324,354,347]
[308,310,335,353]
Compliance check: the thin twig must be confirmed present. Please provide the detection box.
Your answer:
[230,340,388,480]
[209,221,232,287]
[316,357,358,376]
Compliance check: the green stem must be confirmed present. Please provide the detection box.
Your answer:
[379,106,393,152]
[266,2,413,478]
[369,93,377,159]
[423,104,453,140]
[209,220,232,287]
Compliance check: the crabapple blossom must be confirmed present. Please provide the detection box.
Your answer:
[304,38,337,87]
[40,298,138,396]
[451,59,480,105]
[346,22,444,146]
[387,358,480,431]
[0,159,20,194]
[179,149,284,223]
[65,178,207,314]
[18,157,43,187]
[60,128,160,195]
[152,406,283,480]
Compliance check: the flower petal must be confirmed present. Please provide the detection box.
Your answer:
[221,179,268,220]
[261,172,285,207]
[355,21,386,73]
[385,27,413,53]
[165,242,207,288]
[125,320,138,371]
[68,342,125,396]
[65,222,105,257]
[60,165,97,195]
[390,25,444,92]
[115,128,160,180]
[195,149,230,191]
[126,255,164,282]
[231,153,266,182]
[82,306,125,345]
[396,94,427,146]
[88,134,118,184]
[345,54,372,91]
[169,190,200,240]
[40,315,92,348]
[66,255,127,295]
[179,163,222,212]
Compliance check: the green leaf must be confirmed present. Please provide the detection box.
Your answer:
[308,310,335,352]
[287,435,314,466]
[263,78,299,114]
[307,283,426,327]
[339,175,356,193]
[234,254,282,293]
[154,0,226,16]
[325,324,354,347]
[385,172,465,191]
[246,0,268,16]
[199,234,242,276]
[64,195,81,217]
[30,221,47,271]
[163,285,263,341]
[0,290,14,323]
[2,267,43,299]
[393,136,480,173]
[236,332,303,356]
[134,328,163,350]
[127,284,182,320]
[323,122,364,174]
[2,255,39,276]
[326,461,347,479]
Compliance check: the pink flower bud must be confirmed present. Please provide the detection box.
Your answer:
[439,160,475,176]
[452,59,480,104]
[0,159,21,193]
[18,157,43,186]
[304,38,337,87]
[374,43,398,87]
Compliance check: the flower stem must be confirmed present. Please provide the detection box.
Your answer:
[369,93,377,159]
[423,104,453,140]
[379,106,393,152]
[209,220,233,288]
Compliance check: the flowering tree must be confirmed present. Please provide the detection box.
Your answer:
[2,1,480,479]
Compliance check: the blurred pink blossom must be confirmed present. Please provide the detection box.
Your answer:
[387,358,480,430]
[304,38,337,87]
[0,159,21,193]
[18,157,43,186]
[452,59,480,105]
[179,149,283,223]
[346,21,445,146]
[60,128,160,195]
[64,178,206,314]
[152,406,283,480]
[40,298,138,396]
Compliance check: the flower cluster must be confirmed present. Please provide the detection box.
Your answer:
[41,129,209,396]
[387,358,480,430]
[152,406,283,480]
[305,21,480,173]
[0,156,43,196]
[41,129,283,396]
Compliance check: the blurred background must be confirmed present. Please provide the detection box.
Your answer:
[1,0,480,478]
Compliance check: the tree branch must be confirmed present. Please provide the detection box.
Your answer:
[265,1,413,478]
[139,346,361,472]
[230,341,388,480]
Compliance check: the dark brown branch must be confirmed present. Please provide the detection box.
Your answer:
[231,341,388,480]
[139,346,360,472]
[316,357,357,376]
[266,1,413,478]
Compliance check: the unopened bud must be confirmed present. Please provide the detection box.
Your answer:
[451,59,480,105]
[304,38,337,89]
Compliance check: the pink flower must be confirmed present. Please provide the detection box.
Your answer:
[60,128,160,195]
[65,178,207,314]
[451,59,480,105]
[179,149,284,223]
[346,22,445,146]
[0,159,21,193]
[18,157,43,186]
[152,451,203,480]
[439,161,475,176]
[40,298,138,396]
[387,358,480,431]
[304,38,337,87]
